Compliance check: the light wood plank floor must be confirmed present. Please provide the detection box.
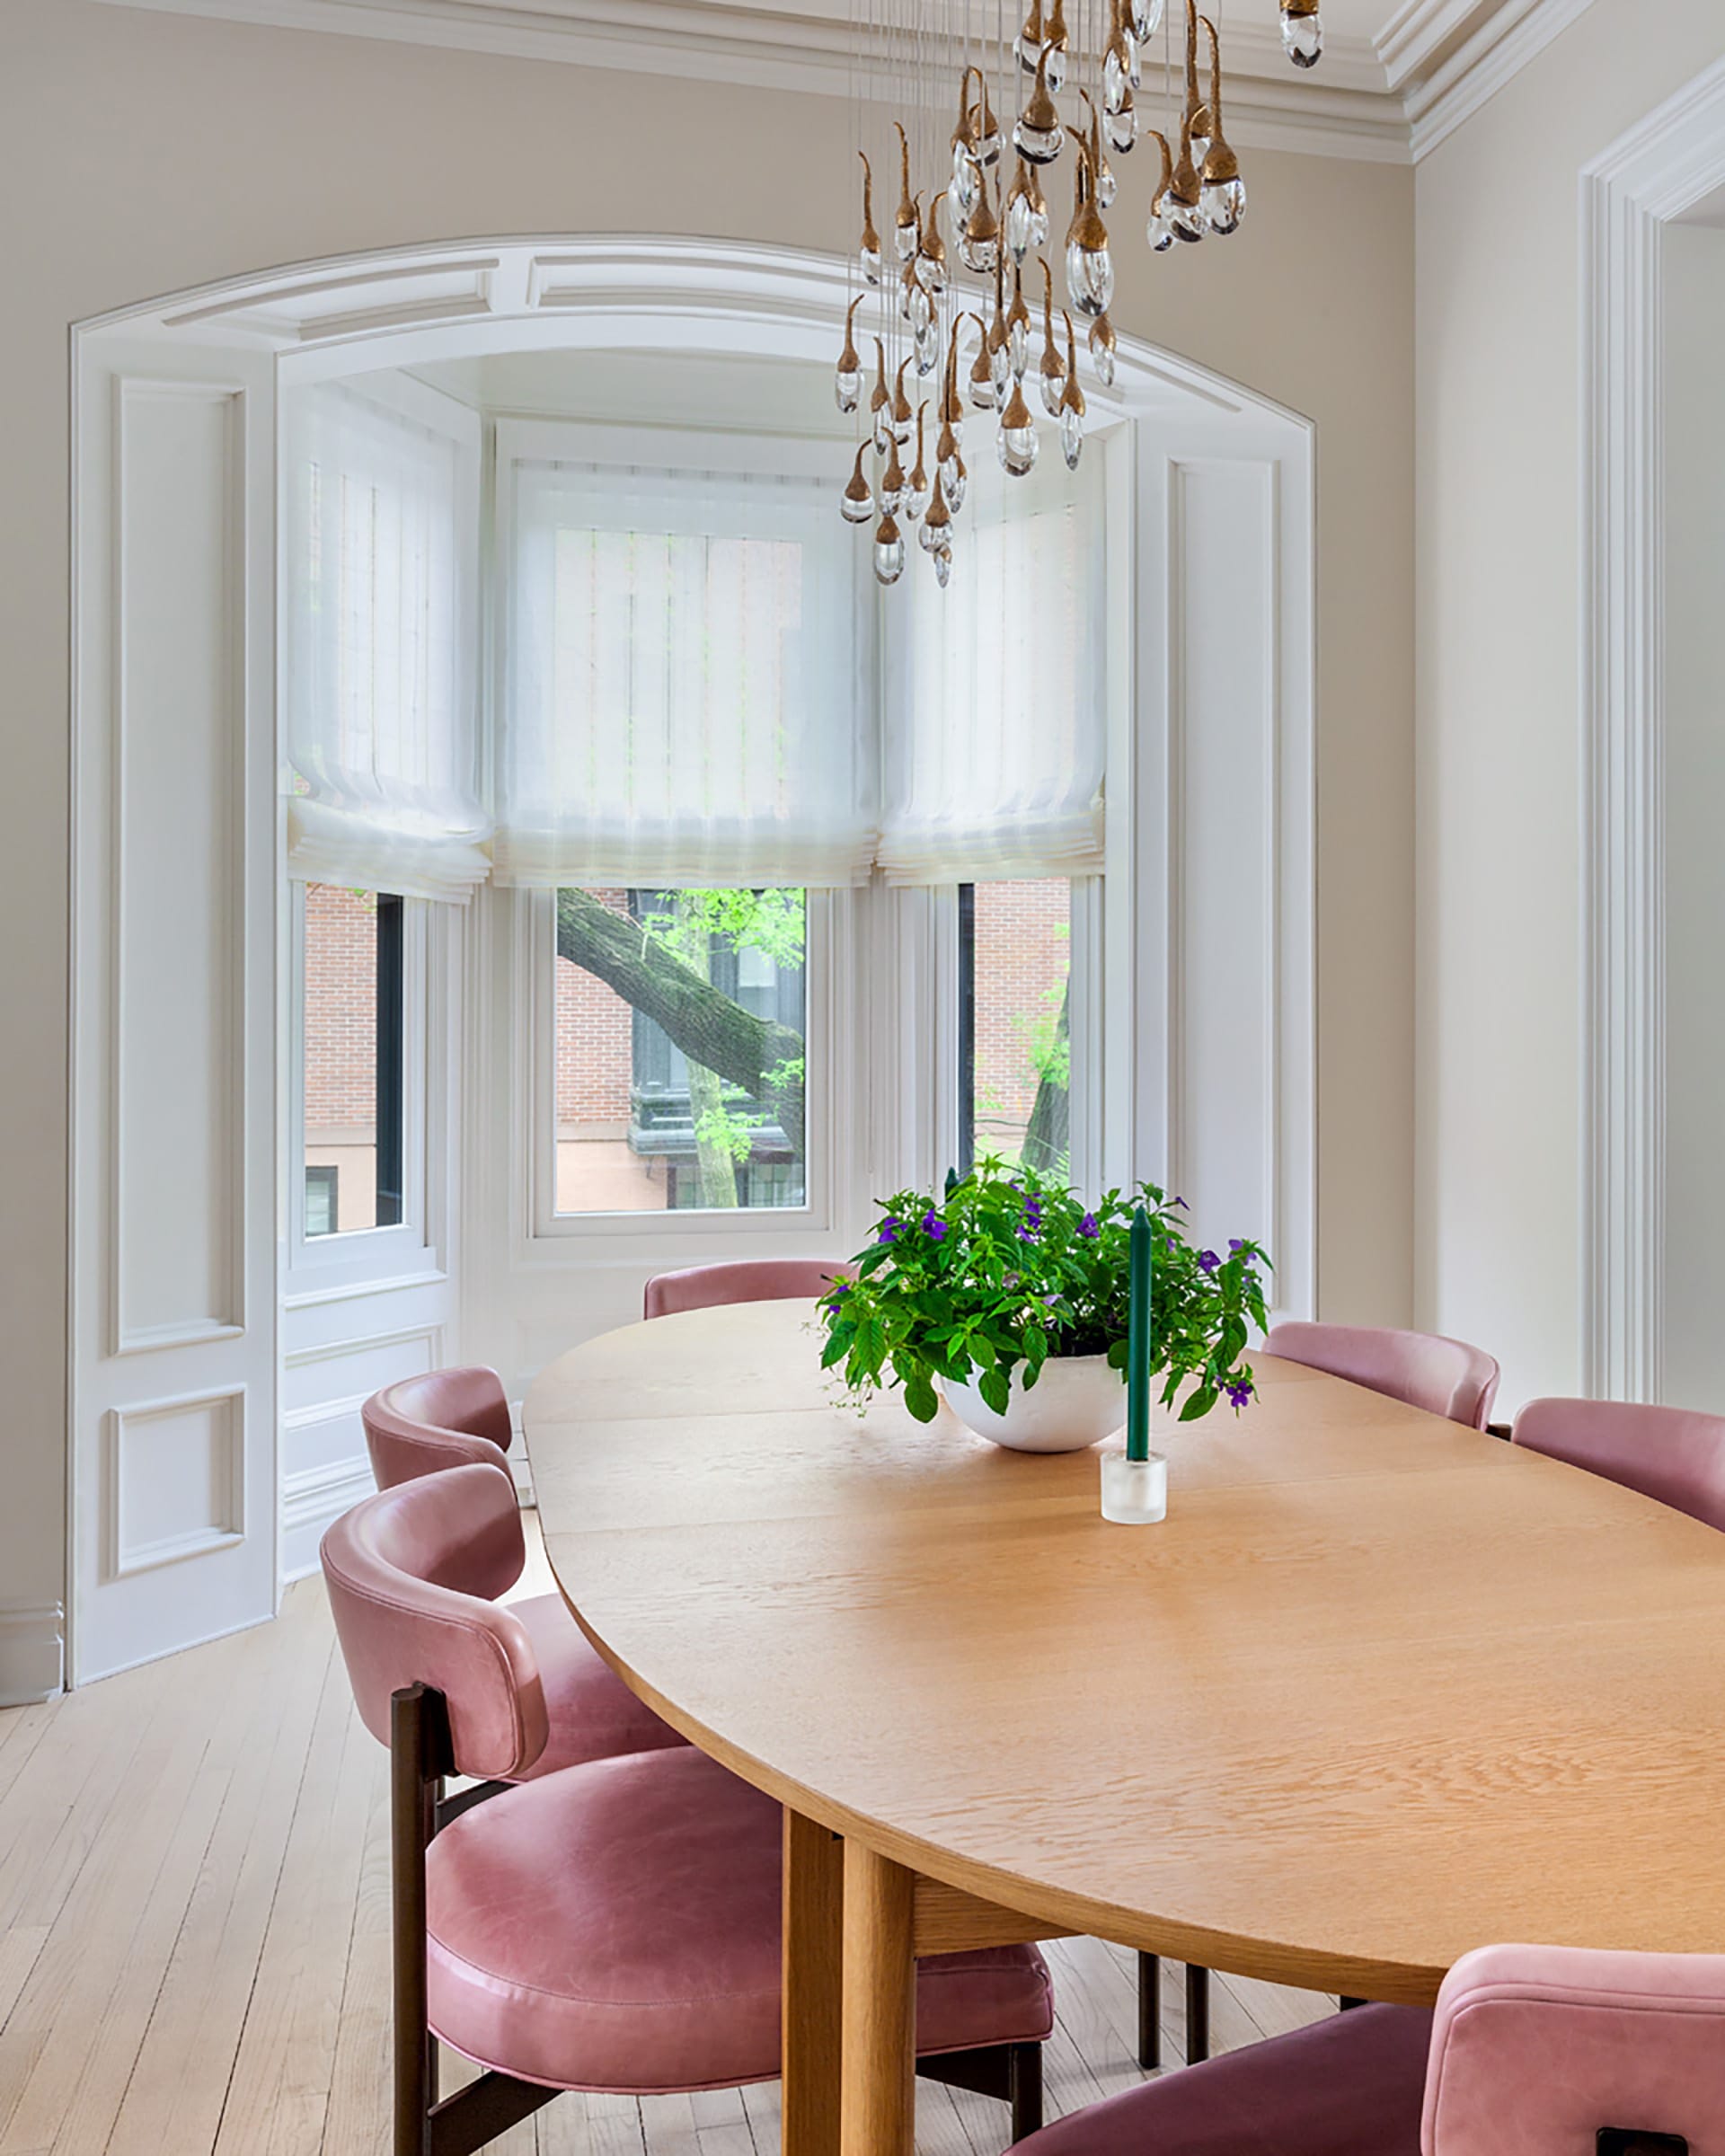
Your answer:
[0,1519,1337,2154]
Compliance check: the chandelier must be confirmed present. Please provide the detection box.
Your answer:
[837,0,1325,587]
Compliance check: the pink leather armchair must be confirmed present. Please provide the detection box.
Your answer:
[643,1258,850,1321]
[1264,1322,1501,1432]
[322,1465,1054,2152]
[1513,1397,1725,1533]
[362,1365,515,1489]
[360,1369,682,1774]
[1009,1943,1725,2153]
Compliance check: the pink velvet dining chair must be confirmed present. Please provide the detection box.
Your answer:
[1008,1942,1725,2153]
[1146,1320,1501,2072]
[320,1462,1055,2156]
[1513,1397,1725,1533]
[361,1367,683,1775]
[642,1257,850,1321]
[1263,1322,1502,1432]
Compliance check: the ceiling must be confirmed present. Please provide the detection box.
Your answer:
[95,0,1598,161]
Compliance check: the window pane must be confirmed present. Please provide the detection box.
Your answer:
[554,888,808,1215]
[303,884,404,1236]
[960,879,1072,1177]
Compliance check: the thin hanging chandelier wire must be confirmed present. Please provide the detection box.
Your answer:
[840,0,1324,587]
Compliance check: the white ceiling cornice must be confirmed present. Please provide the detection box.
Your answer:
[93,0,1599,163]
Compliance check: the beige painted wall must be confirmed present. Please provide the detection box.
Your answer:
[0,0,1413,1657]
[1413,0,1725,1412]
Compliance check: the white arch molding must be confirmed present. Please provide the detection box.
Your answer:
[1580,59,1725,1403]
[65,234,1315,1686]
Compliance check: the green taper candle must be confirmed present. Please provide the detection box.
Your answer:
[1127,1206,1153,1461]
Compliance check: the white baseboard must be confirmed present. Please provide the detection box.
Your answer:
[280,1456,377,1582]
[0,1602,65,1704]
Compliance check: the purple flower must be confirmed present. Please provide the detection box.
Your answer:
[1172,1196,1190,1210]
[1229,1238,1246,1252]
[878,1218,900,1244]
[1018,1225,1039,1243]
[1078,1212,1100,1239]
[827,1299,847,1313]
[1226,1379,1254,1409]
[1199,1250,1220,1274]
[921,1210,948,1241]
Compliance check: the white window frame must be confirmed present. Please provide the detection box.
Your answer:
[524,882,850,1243]
[283,879,444,1287]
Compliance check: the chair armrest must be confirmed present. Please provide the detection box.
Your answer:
[1424,1945,1725,2156]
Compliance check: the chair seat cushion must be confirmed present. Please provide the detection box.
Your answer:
[1010,2002,1432,2155]
[507,1593,686,1775]
[427,1746,1053,2095]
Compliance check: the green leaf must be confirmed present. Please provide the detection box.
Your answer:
[1179,1386,1218,1423]
[979,1365,1013,1417]
[904,1374,940,1423]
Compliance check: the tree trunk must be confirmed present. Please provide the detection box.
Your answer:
[1022,982,1071,1177]
[676,895,741,1207]
[553,888,806,1160]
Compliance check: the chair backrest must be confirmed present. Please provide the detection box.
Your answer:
[362,1365,514,1489]
[1512,1397,1725,1533]
[320,1462,546,1780]
[1426,1943,1725,2154]
[1264,1321,1501,1430]
[642,1258,850,1322]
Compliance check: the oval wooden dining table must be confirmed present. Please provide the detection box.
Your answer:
[526,1299,1725,2156]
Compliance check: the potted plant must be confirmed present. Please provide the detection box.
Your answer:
[818,1161,1270,1451]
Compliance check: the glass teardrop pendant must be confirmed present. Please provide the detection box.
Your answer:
[1131,0,1163,36]
[960,185,1001,276]
[835,294,864,413]
[1202,174,1246,234]
[1089,313,1118,387]
[858,152,882,286]
[1145,129,1175,252]
[1106,102,1137,155]
[951,134,980,214]
[921,469,952,552]
[914,316,942,376]
[841,442,874,525]
[941,448,969,515]
[991,335,1013,401]
[893,125,919,260]
[970,340,998,411]
[1066,146,1115,320]
[870,337,892,453]
[874,512,907,587]
[1281,0,1322,66]
[1038,261,1066,417]
[880,438,907,516]
[933,543,954,588]
[907,407,932,524]
[1060,402,1085,471]
[997,381,1039,478]
[1014,0,1045,73]
[907,276,933,337]
[1013,46,1065,166]
[1008,267,1031,381]
[892,358,916,445]
[1043,0,1070,91]
[1061,313,1087,469]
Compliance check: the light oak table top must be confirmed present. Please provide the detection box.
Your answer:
[526,1299,1725,2007]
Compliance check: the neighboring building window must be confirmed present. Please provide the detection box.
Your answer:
[553,888,808,1215]
[303,884,405,1236]
[959,879,1073,1177]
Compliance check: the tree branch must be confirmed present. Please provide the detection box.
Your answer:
[553,888,806,1159]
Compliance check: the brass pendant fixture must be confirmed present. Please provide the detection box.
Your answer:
[842,0,1324,586]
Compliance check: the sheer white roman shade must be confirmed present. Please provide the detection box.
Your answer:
[494,438,874,888]
[282,381,490,903]
[880,451,1106,885]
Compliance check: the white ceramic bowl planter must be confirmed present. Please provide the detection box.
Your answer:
[942,1354,1127,1454]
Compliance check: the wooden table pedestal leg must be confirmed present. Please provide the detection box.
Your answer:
[840,1842,917,2156]
[783,1809,845,2156]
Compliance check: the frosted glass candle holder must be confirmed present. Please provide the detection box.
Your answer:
[1101,1450,1168,1524]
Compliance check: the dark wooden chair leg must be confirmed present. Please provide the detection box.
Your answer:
[1137,1951,1163,2070]
[1185,1962,1210,2064]
[392,1685,557,2156]
[1009,2040,1044,2141]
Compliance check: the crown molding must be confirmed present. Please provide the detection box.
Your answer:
[92,0,1599,163]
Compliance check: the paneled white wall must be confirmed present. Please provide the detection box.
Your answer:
[71,338,279,1685]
